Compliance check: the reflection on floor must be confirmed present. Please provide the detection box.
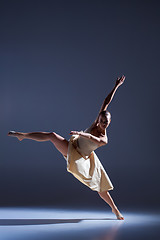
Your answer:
[0,207,159,240]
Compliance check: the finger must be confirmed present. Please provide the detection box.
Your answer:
[69,131,74,134]
[70,131,78,135]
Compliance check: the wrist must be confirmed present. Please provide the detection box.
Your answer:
[79,131,84,136]
[115,82,119,88]
[115,84,120,91]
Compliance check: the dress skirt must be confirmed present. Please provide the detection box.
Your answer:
[63,135,114,193]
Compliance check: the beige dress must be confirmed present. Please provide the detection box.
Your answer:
[63,127,114,192]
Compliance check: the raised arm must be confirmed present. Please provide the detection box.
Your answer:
[94,75,125,123]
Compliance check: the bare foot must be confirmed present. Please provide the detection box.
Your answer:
[8,131,24,141]
[112,208,124,220]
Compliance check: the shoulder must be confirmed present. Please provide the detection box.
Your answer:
[99,134,108,146]
[99,129,108,145]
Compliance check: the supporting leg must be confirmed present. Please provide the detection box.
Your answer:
[98,191,124,220]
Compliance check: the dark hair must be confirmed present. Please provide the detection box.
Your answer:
[99,110,111,120]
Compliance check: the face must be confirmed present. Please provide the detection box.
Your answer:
[98,114,111,129]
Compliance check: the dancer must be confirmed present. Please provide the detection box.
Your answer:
[8,75,125,220]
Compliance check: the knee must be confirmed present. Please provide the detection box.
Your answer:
[98,191,108,198]
[49,132,62,141]
[49,132,56,140]
[98,191,103,198]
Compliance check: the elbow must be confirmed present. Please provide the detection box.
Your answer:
[99,139,108,146]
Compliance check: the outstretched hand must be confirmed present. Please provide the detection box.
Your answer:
[116,75,125,87]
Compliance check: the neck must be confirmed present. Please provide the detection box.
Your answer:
[96,124,106,135]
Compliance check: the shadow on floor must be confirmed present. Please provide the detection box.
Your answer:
[0,218,116,225]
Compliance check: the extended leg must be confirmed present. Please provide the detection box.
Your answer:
[8,131,68,157]
[98,191,124,220]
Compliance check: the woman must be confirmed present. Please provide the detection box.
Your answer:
[8,75,125,220]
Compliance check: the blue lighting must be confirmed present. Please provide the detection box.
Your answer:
[0,208,159,240]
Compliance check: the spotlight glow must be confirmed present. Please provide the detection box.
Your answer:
[0,208,159,240]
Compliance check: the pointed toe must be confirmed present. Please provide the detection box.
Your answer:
[8,131,16,135]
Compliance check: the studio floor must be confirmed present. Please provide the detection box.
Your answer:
[0,207,159,240]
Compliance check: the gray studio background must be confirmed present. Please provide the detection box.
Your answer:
[1,0,159,210]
